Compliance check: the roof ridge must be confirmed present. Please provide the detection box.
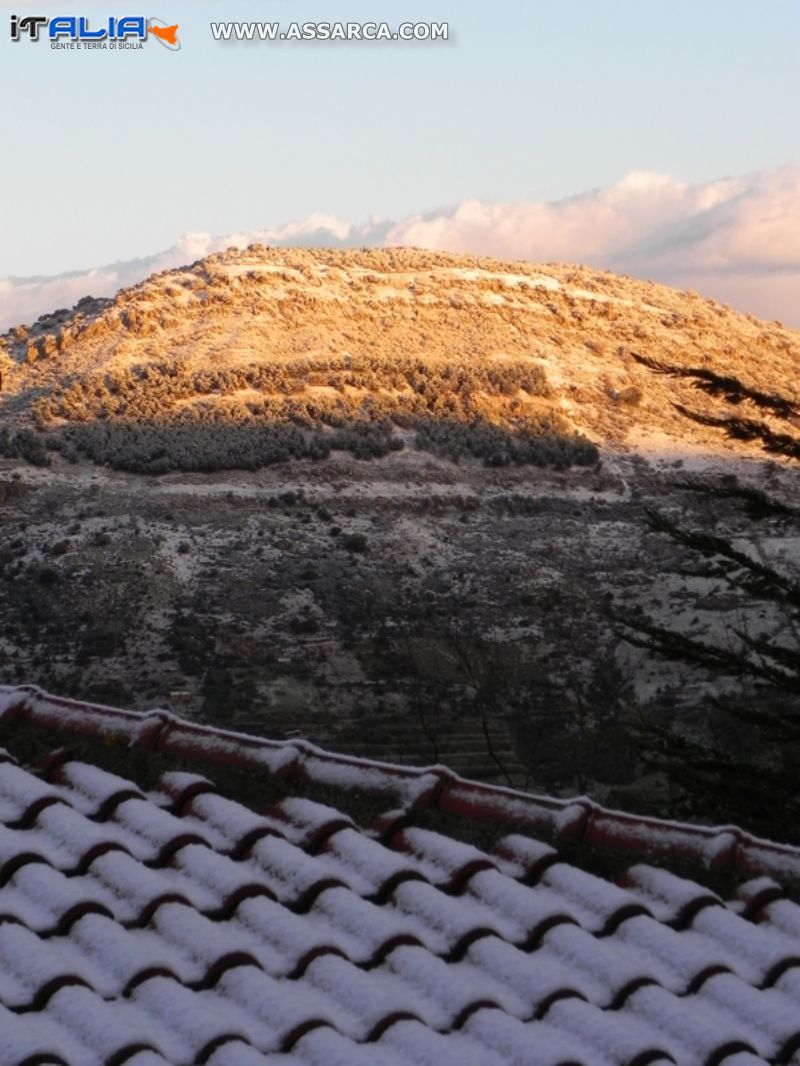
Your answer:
[2,684,799,889]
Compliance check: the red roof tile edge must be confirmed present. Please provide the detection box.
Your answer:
[2,684,799,889]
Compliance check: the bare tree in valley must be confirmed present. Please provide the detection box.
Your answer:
[612,478,800,839]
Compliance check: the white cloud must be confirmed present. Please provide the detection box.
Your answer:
[2,167,799,332]
[385,168,800,287]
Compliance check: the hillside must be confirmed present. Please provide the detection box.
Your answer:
[0,247,799,832]
[2,247,799,468]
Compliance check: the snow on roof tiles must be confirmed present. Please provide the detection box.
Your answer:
[0,686,798,1064]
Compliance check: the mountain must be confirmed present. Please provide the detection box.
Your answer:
[3,246,798,462]
[0,247,799,831]
[4,166,800,332]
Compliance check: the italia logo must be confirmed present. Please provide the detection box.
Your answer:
[10,14,181,49]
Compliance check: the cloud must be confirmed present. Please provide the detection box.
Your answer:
[0,217,391,332]
[2,167,799,332]
[384,167,800,304]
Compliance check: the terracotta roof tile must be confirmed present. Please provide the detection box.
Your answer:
[0,685,798,1063]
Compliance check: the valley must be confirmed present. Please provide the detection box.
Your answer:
[1,247,799,837]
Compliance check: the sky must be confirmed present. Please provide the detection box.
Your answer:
[1,1,798,325]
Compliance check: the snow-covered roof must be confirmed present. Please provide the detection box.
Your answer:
[0,684,798,1065]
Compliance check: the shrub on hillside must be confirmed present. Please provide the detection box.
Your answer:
[0,428,51,467]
